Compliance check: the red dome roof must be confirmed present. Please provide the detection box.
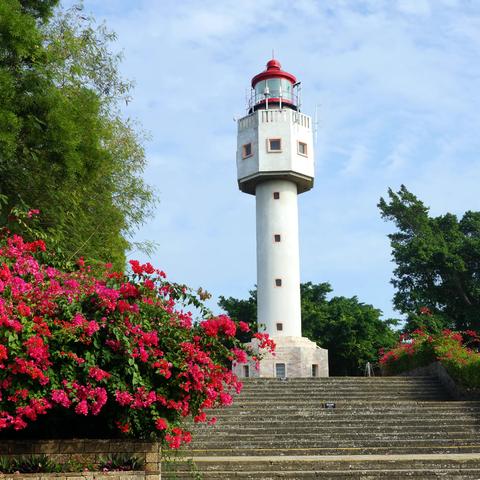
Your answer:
[251,59,297,88]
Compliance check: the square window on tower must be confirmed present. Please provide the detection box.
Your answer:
[274,234,281,242]
[298,141,308,156]
[267,138,282,152]
[276,323,283,331]
[242,143,252,158]
[273,192,280,199]
[275,278,282,287]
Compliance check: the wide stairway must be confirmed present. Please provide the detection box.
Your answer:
[163,376,480,479]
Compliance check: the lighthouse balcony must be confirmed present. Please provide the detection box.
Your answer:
[238,110,311,131]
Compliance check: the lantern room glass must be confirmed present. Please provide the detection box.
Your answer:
[254,78,293,102]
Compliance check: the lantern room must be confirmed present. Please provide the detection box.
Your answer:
[248,59,301,113]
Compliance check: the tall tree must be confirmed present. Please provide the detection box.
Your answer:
[378,185,480,331]
[219,282,398,376]
[0,2,155,269]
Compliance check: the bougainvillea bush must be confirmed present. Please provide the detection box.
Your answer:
[0,232,274,448]
[380,328,480,389]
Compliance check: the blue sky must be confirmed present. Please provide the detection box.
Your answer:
[62,0,480,321]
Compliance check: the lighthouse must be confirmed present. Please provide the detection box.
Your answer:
[234,59,329,378]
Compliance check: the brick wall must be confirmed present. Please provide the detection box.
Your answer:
[0,440,161,480]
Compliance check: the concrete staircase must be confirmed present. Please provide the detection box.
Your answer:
[163,377,480,479]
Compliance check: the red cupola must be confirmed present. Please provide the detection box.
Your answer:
[248,59,300,113]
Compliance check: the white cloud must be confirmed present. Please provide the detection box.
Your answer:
[342,144,370,175]
[396,0,432,16]
[383,135,416,172]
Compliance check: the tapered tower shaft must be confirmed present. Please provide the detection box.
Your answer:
[256,179,301,337]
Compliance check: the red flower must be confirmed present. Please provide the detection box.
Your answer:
[116,421,130,433]
[17,302,31,317]
[0,345,7,362]
[129,260,143,275]
[88,367,111,382]
[238,321,250,332]
[155,418,168,431]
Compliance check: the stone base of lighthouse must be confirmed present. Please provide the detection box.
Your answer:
[233,336,329,378]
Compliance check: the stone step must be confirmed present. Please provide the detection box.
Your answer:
[194,410,480,420]
[239,382,444,388]
[185,436,480,447]
[235,394,450,401]
[209,408,480,419]
[189,430,480,441]
[237,387,445,394]
[237,390,448,397]
[227,399,479,404]
[238,392,450,397]
[162,454,480,479]
[184,445,480,457]
[239,380,443,386]
[211,402,480,412]
[190,423,480,434]
[162,466,480,480]
[240,376,437,382]
[239,385,444,391]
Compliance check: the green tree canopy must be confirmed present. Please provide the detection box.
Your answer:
[219,282,398,376]
[0,1,155,269]
[378,185,480,332]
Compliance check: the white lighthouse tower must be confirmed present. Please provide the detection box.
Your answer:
[234,59,329,378]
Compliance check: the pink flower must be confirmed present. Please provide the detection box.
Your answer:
[12,416,27,430]
[232,347,248,364]
[75,400,89,415]
[88,367,111,382]
[200,315,236,338]
[219,392,233,406]
[51,390,71,408]
[114,391,133,406]
[238,321,250,332]
[85,320,100,336]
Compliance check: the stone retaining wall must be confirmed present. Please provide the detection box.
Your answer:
[0,440,161,480]
[397,361,480,400]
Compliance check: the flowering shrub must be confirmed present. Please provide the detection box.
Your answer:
[380,328,480,389]
[0,232,274,447]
